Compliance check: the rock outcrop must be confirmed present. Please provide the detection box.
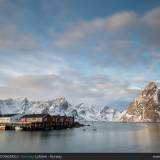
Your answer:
[121,81,160,122]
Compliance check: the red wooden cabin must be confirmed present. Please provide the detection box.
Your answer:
[20,114,52,124]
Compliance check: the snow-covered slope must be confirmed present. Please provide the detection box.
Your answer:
[100,106,123,121]
[0,97,31,114]
[0,97,122,121]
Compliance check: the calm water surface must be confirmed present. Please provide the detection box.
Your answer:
[0,122,160,153]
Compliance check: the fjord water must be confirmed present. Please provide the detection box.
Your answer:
[0,122,160,153]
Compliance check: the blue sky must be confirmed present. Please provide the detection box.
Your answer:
[0,0,160,110]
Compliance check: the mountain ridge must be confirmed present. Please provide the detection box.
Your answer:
[0,97,122,121]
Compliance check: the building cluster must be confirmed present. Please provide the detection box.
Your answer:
[0,114,75,131]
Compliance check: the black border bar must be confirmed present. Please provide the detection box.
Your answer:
[0,153,159,160]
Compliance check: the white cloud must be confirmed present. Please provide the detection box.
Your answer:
[54,7,160,50]
[54,11,138,48]
[142,7,160,47]
[143,7,160,30]
[0,72,140,106]
[0,52,71,78]
[106,11,138,31]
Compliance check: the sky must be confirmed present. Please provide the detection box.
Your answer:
[0,0,160,110]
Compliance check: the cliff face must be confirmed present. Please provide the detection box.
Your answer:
[121,82,160,122]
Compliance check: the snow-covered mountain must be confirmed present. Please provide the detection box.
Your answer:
[0,97,122,121]
[100,106,124,121]
[0,97,31,114]
[121,81,160,122]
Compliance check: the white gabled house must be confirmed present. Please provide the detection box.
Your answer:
[0,114,20,123]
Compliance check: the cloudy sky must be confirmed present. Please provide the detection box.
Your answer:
[0,0,160,109]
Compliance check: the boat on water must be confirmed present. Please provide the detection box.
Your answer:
[15,126,23,131]
[82,128,87,131]
[92,121,96,131]
[82,121,97,131]
[82,123,89,131]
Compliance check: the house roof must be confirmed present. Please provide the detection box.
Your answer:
[20,114,50,118]
[0,114,18,117]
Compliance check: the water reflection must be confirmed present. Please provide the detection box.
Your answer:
[0,123,160,153]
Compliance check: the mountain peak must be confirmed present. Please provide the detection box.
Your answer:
[15,97,28,102]
[145,80,160,90]
[153,80,160,89]
[121,81,160,122]
[53,97,67,103]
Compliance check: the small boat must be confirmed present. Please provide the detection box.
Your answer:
[92,121,96,131]
[15,126,23,131]
[82,120,88,131]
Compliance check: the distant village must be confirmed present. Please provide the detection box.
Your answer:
[0,114,76,131]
